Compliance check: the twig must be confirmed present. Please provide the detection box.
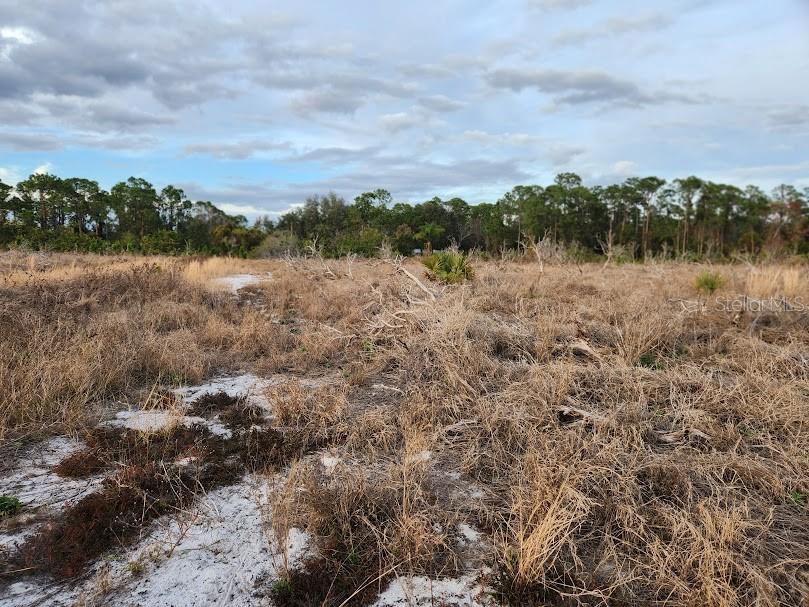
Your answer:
[394,264,436,301]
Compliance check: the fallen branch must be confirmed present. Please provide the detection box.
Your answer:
[385,257,437,302]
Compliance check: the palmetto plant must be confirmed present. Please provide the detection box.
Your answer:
[421,251,474,284]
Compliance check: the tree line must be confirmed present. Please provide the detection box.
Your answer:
[0,174,264,255]
[1,172,807,259]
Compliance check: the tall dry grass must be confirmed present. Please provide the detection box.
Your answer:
[745,265,809,299]
[182,256,252,285]
[3,252,809,605]
[0,254,306,440]
[266,259,809,606]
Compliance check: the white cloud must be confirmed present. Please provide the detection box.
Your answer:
[463,130,542,146]
[528,0,593,11]
[0,26,35,60]
[612,160,637,176]
[0,27,35,44]
[217,202,271,216]
[553,13,674,46]
[0,166,22,184]
[379,111,424,133]
[33,162,53,175]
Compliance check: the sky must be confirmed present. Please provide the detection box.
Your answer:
[0,0,808,218]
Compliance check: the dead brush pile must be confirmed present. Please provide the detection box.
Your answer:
[270,261,809,606]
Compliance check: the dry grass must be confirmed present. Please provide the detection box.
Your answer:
[181,256,254,285]
[745,265,809,299]
[0,254,289,439]
[3,251,809,605]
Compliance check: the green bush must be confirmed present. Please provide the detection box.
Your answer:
[0,495,22,517]
[336,226,384,257]
[694,270,725,294]
[421,250,474,284]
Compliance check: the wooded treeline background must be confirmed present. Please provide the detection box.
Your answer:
[1,172,807,259]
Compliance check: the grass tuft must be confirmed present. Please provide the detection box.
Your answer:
[694,269,725,294]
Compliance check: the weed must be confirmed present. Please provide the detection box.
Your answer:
[637,352,662,369]
[788,490,806,506]
[126,559,145,576]
[694,269,725,294]
[270,578,293,600]
[8,420,291,579]
[269,557,388,607]
[188,391,242,417]
[0,495,22,517]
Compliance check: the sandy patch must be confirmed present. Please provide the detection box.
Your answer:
[212,273,272,293]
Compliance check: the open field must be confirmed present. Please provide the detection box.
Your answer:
[1,251,809,606]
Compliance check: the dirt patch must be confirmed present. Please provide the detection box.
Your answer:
[4,418,292,582]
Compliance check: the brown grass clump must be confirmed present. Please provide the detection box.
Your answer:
[271,456,460,606]
[269,380,350,451]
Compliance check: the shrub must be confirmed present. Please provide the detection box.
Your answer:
[0,495,22,517]
[694,270,725,294]
[254,232,301,257]
[421,250,474,284]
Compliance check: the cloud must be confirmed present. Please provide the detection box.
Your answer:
[291,146,382,163]
[181,154,530,216]
[528,0,593,11]
[216,202,271,216]
[462,130,585,166]
[0,131,64,151]
[399,63,455,79]
[486,68,707,107]
[417,95,465,112]
[725,160,809,181]
[0,166,22,184]
[463,130,542,145]
[290,87,366,115]
[612,160,637,176]
[279,72,418,116]
[184,140,292,160]
[553,13,674,46]
[33,162,53,175]
[0,128,158,152]
[74,134,160,151]
[0,0,804,203]
[85,102,174,130]
[766,105,809,130]
[379,111,424,133]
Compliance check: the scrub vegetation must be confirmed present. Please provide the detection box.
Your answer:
[2,250,809,606]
